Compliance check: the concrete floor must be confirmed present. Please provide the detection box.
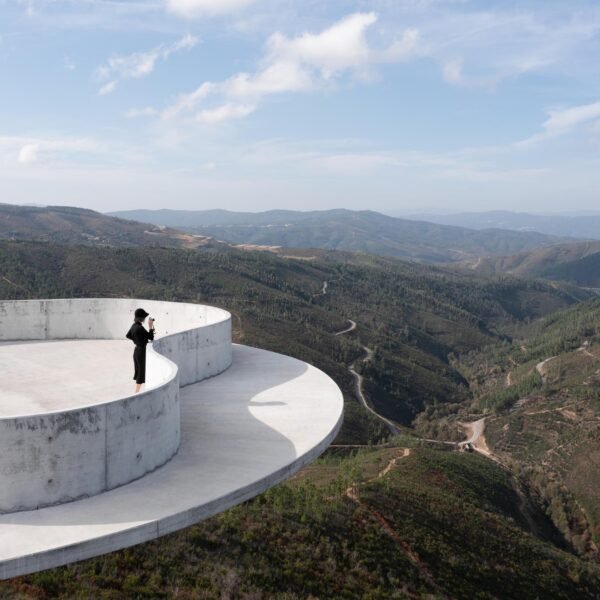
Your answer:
[0,340,134,416]
[0,344,344,579]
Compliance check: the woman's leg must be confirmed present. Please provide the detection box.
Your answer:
[133,347,144,393]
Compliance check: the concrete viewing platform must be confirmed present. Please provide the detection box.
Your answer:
[0,299,343,579]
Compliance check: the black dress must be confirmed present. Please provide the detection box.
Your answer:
[126,322,155,384]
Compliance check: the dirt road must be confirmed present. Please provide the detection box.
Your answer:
[349,355,402,436]
[536,356,557,384]
[334,320,401,436]
[335,320,357,336]
[459,418,492,457]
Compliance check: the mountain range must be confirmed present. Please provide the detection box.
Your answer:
[109,208,570,263]
[0,203,218,250]
[5,204,599,287]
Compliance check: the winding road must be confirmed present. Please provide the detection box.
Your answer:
[312,277,343,300]
[335,319,402,436]
[536,356,557,384]
[349,353,402,436]
[335,320,357,336]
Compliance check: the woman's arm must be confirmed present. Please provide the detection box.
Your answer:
[147,318,155,341]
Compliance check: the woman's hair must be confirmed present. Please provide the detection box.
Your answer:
[134,308,148,323]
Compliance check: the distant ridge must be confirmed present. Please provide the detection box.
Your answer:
[108,208,570,264]
[405,210,600,240]
[0,203,220,250]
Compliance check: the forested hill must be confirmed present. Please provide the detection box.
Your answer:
[108,208,568,264]
[460,240,600,287]
[1,239,600,598]
[0,204,219,250]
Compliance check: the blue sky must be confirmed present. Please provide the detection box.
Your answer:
[1,0,600,214]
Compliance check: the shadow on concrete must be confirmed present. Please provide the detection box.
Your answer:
[2,345,309,528]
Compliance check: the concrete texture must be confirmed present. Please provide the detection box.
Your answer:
[0,340,132,416]
[0,344,344,580]
[0,299,232,513]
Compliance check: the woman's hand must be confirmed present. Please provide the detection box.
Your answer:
[148,317,155,329]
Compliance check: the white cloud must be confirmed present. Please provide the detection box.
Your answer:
[422,7,600,88]
[266,12,377,77]
[1,136,107,166]
[99,80,118,96]
[517,100,600,146]
[162,12,420,123]
[96,33,198,94]
[166,0,254,19]
[18,143,40,164]
[543,102,600,136]
[442,58,463,85]
[197,103,256,124]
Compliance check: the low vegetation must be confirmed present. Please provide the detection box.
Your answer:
[2,238,600,597]
[457,299,600,557]
[4,449,600,599]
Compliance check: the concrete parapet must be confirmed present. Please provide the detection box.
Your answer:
[0,299,232,513]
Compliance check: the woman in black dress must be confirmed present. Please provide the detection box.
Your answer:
[126,308,155,393]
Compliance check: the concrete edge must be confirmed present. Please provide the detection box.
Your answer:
[0,367,344,580]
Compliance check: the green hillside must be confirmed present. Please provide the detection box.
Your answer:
[4,447,600,599]
[460,240,600,287]
[456,300,600,557]
[1,239,599,597]
[542,252,600,287]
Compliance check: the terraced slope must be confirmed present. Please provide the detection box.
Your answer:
[458,300,600,557]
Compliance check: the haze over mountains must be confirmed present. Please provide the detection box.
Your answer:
[110,208,571,264]
[407,210,600,239]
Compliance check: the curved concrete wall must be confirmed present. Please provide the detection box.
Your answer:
[0,299,232,513]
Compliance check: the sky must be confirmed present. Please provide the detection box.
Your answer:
[1,0,600,215]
